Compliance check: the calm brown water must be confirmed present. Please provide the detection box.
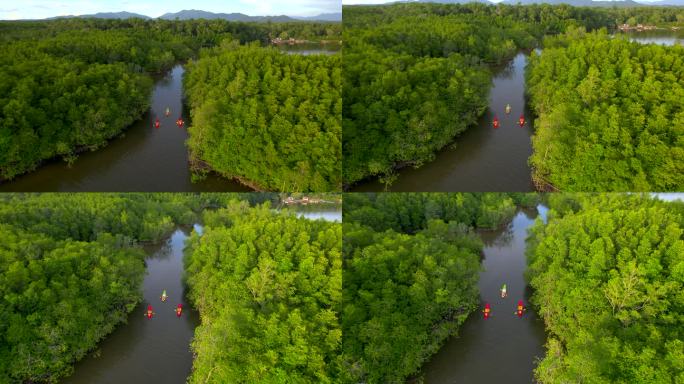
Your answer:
[352,53,535,192]
[420,206,548,383]
[61,226,201,384]
[622,29,684,46]
[278,42,341,55]
[60,208,340,383]
[0,66,249,192]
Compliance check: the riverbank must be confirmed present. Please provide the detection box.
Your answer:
[351,51,535,192]
[418,206,548,383]
[188,157,265,191]
[62,226,201,384]
[0,65,247,192]
[618,23,681,32]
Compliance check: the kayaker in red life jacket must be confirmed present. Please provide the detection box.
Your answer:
[515,300,526,318]
[154,119,160,129]
[146,305,155,319]
[493,115,499,128]
[518,114,525,127]
[483,303,491,319]
[176,303,183,317]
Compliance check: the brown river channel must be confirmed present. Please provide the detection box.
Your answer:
[60,207,341,384]
[420,205,549,384]
[0,45,338,192]
[352,30,683,193]
[352,52,536,192]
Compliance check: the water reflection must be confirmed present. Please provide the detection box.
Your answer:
[420,206,547,383]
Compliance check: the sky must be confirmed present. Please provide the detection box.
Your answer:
[0,0,341,20]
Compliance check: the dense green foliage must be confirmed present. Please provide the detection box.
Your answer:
[184,201,342,383]
[0,18,340,183]
[527,29,684,191]
[343,3,684,188]
[184,41,341,192]
[343,192,517,232]
[340,193,523,383]
[0,193,206,383]
[526,194,684,383]
[341,3,622,187]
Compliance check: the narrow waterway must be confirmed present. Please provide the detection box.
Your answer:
[60,207,340,383]
[420,206,548,383]
[278,42,341,55]
[0,66,249,192]
[282,204,342,222]
[622,29,684,46]
[61,226,202,384]
[352,53,535,192]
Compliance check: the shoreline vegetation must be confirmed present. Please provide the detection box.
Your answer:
[340,193,535,383]
[527,194,684,383]
[526,28,684,191]
[184,201,342,383]
[617,23,681,31]
[0,193,341,383]
[0,194,210,383]
[342,3,684,191]
[0,18,341,190]
[184,41,341,192]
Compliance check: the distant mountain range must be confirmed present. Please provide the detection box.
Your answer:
[49,11,151,20]
[46,10,341,22]
[404,0,684,5]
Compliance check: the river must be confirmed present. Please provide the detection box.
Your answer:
[352,52,535,192]
[281,204,342,222]
[60,206,340,383]
[0,66,248,192]
[621,29,684,46]
[420,205,548,383]
[0,43,338,192]
[61,226,201,384]
[278,42,341,56]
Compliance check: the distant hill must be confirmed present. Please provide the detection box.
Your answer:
[42,10,340,22]
[49,11,150,20]
[158,10,294,22]
[158,10,341,22]
[294,12,342,21]
[501,0,646,6]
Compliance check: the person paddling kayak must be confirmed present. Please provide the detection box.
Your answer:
[175,303,183,318]
[505,104,512,114]
[160,290,168,302]
[493,115,499,129]
[165,107,171,117]
[500,284,507,298]
[515,300,526,318]
[483,303,491,319]
[145,305,155,319]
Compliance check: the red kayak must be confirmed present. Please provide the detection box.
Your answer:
[483,303,491,319]
[493,116,499,129]
[176,304,183,318]
[154,119,160,129]
[146,305,154,319]
[518,114,525,127]
[176,117,185,128]
[516,300,525,318]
